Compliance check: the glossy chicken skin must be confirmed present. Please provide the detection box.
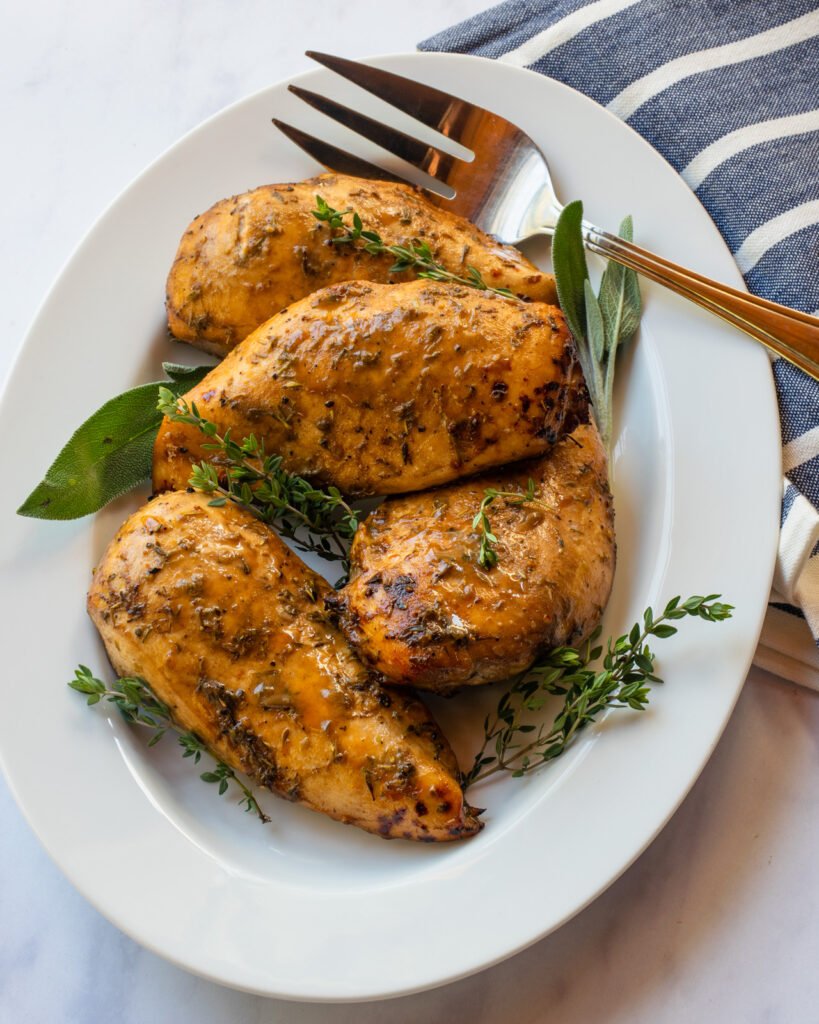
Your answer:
[153,279,585,497]
[166,173,558,355]
[87,491,481,841]
[328,425,615,692]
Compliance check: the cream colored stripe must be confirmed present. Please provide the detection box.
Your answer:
[774,489,819,600]
[734,200,819,275]
[498,0,643,67]
[682,109,819,190]
[795,551,819,641]
[754,635,819,691]
[783,425,819,474]
[608,10,819,120]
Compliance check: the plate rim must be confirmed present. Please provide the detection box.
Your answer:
[0,50,781,1001]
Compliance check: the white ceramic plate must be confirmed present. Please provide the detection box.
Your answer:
[0,53,780,1001]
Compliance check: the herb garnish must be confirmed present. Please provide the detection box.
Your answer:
[157,391,359,578]
[552,201,642,452]
[17,363,213,521]
[68,667,270,822]
[462,595,733,787]
[69,595,733,820]
[312,196,516,298]
[473,479,539,569]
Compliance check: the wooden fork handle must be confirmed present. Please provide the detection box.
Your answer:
[583,225,819,381]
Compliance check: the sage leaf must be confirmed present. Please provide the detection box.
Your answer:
[551,200,588,347]
[585,280,606,367]
[161,362,214,385]
[551,204,643,457]
[598,215,642,353]
[583,280,607,437]
[17,362,213,521]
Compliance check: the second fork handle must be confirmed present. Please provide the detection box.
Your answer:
[581,224,819,382]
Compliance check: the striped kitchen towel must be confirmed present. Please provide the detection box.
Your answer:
[421,0,819,690]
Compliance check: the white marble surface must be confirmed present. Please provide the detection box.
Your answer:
[3,2,819,1021]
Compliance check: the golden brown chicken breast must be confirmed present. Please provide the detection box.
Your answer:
[166,173,558,355]
[327,424,615,692]
[87,491,481,841]
[153,279,586,497]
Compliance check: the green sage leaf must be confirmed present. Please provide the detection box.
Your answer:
[17,361,213,521]
[584,279,606,415]
[598,215,642,352]
[161,362,213,385]
[551,200,588,347]
[584,280,605,367]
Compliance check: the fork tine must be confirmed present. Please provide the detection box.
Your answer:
[288,85,462,182]
[271,118,410,185]
[305,51,476,144]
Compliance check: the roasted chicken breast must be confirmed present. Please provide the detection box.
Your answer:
[327,424,615,692]
[87,490,481,841]
[166,173,558,355]
[153,279,586,497]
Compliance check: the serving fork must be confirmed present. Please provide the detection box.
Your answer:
[273,52,819,382]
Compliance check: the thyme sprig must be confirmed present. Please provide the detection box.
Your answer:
[462,595,733,788]
[68,667,269,822]
[473,479,539,569]
[158,390,359,576]
[312,196,517,299]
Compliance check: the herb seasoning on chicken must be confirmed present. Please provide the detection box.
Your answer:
[153,279,586,497]
[87,490,481,841]
[328,425,615,692]
[166,173,558,355]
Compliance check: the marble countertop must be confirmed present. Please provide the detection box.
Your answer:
[3,2,818,1021]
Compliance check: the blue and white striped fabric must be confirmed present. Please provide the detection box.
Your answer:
[421,0,819,689]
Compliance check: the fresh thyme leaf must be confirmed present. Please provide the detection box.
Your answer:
[198,759,264,814]
[473,480,539,569]
[462,595,733,788]
[158,392,360,583]
[18,362,213,521]
[68,667,270,824]
[312,197,517,299]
